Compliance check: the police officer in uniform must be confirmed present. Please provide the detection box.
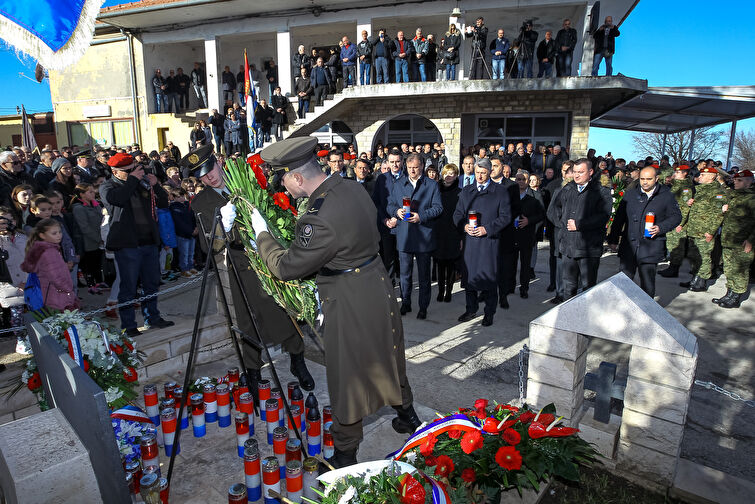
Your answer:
[659,164,694,278]
[245,137,421,468]
[713,169,754,308]
[180,145,315,396]
[679,166,729,292]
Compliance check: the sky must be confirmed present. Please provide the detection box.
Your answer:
[1,0,753,160]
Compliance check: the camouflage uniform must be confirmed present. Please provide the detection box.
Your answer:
[666,177,694,266]
[720,186,755,293]
[685,182,728,279]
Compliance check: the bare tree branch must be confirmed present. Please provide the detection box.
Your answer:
[631,127,727,164]
[733,129,755,170]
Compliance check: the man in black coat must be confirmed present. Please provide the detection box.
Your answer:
[502,172,545,299]
[492,157,521,308]
[536,31,557,77]
[372,149,405,283]
[354,158,376,196]
[545,162,573,303]
[608,166,682,297]
[453,158,511,326]
[549,158,612,299]
[555,19,578,76]
[592,16,620,76]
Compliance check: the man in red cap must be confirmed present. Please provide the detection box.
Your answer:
[679,166,729,292]
[712,169,754,308]
[100,153,173,336]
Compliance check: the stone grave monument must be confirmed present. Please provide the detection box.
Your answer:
[526,273,698,489]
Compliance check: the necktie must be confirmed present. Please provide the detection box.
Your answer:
[478,185,483,192]
[466,176,472,186]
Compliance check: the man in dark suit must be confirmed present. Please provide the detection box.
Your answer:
[387,153,443,319]
[502,171,545,299]
[354,158,376,196]
[491,156,521,308]
[372,149,404,283]
[548,158,612,299]
[453,158,512,326]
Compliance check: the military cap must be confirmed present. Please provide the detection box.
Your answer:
[475,158,492,171]
[675,164,690,171]
[75,149,92,159]
[733,169,753,179]
[699,166,718,174]
[260,137,318,174]
[317,149,329,158]
[179,144,216,177]
[107,152,135,169]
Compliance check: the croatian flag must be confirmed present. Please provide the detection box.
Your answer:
[0,0,104,70]
[244,49,259,152]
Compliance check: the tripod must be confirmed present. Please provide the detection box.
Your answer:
[166,207,316,487]
[466,31,491,79]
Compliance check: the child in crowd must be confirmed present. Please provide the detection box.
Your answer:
[24,195,52,234]
[46,190,80,294]
[169,188,198,277]
[70,183,106,294]
[21,219,78,311]
[157,203,178,281]
[0,207,28,354]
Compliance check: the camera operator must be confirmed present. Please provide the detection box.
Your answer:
[464,16,489,79]
[100,153,174,337]
[514,20,538,78]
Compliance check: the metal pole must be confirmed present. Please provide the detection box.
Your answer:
[688,129,696,163]
[661,133,667,158]
[726,120,737,170]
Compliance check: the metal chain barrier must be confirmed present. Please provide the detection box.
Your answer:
[694,379,755,408]
[0,272,213,337]
[518,344,529,402]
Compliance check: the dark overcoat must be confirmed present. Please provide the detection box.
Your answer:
[257,175,407,425]
[452,182,512,290]
[190,187,297,368]
[514,190,546,249]
[387,175,443,253]
[433,182,462,260]
[371,171,402,236]
[551,180,612,258]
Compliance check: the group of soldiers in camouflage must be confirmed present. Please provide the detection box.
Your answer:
[660,163,754,309]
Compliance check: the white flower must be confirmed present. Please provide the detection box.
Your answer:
[337,486,356,504]
[105,386,124,404]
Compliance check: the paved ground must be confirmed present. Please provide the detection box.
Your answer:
[2,245,753,496]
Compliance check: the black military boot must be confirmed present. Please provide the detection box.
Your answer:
[289,352,315,391]
[689,275,708,292]
[392,405,422,434]
[719,292,743,309]
[679,277,693,288]
[659,264,680,278]
[712,288,733,305]
[330,447,358,469]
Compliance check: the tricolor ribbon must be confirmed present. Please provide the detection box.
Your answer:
[416,469,451,504]
[388,413,480,460]
[111,405,155,425]
[63,326,85,370]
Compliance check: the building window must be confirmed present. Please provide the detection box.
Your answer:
[476,113,568,151]
[314,121,355,150]
[67,119,134,147]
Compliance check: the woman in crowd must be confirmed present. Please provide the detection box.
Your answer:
[223,107,242,155]
[433,163,462,302]
[200,119,213,149]
[0,206,28,354]
[442,24,461,80]
[70,183,105,293]
[10,184,33,229]
[21,218,78,311]
[49,158,76,208]
[190,121,207,150]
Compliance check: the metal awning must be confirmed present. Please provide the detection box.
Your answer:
[590,86,755,133]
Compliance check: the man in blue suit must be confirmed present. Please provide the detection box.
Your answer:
[387,153,443,319]
[459,155,476,188]
[372,149,405,284]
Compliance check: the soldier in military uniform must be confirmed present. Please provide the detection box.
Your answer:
[679,166,729,292]
[659,164,694,278]
[712,169,754,308]
[244,137,421,468]
[179,146,314,395]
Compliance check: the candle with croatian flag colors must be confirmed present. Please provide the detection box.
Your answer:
[143,384,160,427]
[287,381,299,400]
[235,412,250,458]
[468,210,478,229]
[174,387,189,430]
[191,393,206,437]
[204,383,218,423]
[306,407,321,456]
[322,405,332,426]
[402,197,411,220]
[265,399,279,445]
[286,438,302,464]
[140,432,159,468]
[261,457,280,504]
[228,482,247,504]
[323,422,334,460]
[243,440,261,502]
[159,477,169,504]
[644,212,655,238]
[258,380,270,421]
[291,387,304,432]
[272,427,288,479]
[216,383,231,427]
[239,392,254,415]
[161,407,179,456]
[270,389,284,427]
[164,381,177,400]
[302,458,319,500]
[286,460,303,503]
[228,366,240,386]
[288,405,301,440]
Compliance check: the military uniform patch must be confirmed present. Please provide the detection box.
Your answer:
[308,197,325,215]
[299,223,314,247]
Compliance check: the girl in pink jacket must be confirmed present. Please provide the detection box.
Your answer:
[21,219,79,311]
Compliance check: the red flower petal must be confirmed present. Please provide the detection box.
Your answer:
[474,398,489,411]
[537,413,555,426]
[424,455,437,466]
[495,404,520,413]
[460,429,484,454]
[545,426,580,437]
[447,429,462,439]
[398,474,426,504]
[495,446,523,471]
[461,468,476,483]
[419,432,437,457]
[527,421,547,439]
[517,411,536,424]
[502,428,521,445]
[27,372,42,391]
[434,455,455,477]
